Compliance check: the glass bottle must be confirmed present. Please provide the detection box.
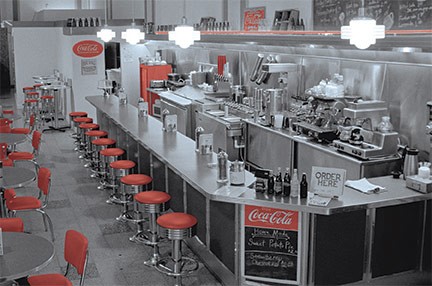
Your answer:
[267,170,274,195]
[290,169,299,198]
[283,167,291,197]
[300,173,308,198]
[377,116,393,133]
[274,167,282,195]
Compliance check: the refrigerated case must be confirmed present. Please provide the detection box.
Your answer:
[139,64,171,115]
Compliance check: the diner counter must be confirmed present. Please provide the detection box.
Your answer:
[86,95,431,216]
[87,95,431,286]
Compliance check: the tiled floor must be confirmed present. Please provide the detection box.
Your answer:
[2,89,430,286]
[2,89,221,286]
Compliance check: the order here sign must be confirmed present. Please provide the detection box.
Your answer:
[310,166,346,198]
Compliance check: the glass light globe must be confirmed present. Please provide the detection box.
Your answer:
[97,27,116,42]
[121,24,145,45]
[169,25,200,49]
[341,18,385,50]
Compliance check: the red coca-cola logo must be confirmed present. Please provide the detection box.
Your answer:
[73,40,103,58]
[245,205,298,230]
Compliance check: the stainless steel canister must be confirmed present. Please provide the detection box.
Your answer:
[195,126,204,152]
[217,151,228,183]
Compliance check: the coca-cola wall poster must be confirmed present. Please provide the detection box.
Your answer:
[242,205,301,284]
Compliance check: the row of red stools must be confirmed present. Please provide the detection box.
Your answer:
[69,111,200,285]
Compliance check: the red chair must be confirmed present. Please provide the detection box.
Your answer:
[27,230,89,286]
[0,118,12,133]
[0,143,13,166]
[6,167,54,241]
[8,130,42,170]
[11,113,36,135]
[0,217,24,232]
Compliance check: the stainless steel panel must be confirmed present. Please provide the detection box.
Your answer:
[160,99,190,138]
[195,111,239,160]
[382,64,432,162]
[246,122,292,172]
[339,61,386,100]
[297,141,362,180]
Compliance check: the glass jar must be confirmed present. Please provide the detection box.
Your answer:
[377,116,393,133]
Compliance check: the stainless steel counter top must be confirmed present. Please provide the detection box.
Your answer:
[87,96,431,215]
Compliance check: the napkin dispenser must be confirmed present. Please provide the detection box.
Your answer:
[406,175,432,193]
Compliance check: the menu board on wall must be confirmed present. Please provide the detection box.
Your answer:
[314,0,432,30]
[242,205,300,284]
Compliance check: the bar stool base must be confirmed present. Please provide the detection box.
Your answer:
[155,256,199,277]
[143,253,161,267]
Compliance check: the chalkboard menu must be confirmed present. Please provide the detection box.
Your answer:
[314,0,432,30]
[242,205,300,284]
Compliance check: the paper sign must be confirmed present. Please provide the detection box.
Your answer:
[310,166,346,198]
[81,59,97,75]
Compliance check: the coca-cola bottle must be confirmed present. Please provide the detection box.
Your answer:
[300,173,308,198]
[283,167,291,197]
[274,167,282,195]
[267,170,275,195]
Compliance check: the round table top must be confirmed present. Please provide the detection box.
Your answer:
[0,232,55,281]
[40,84,67,90]
[0,133,27,145]
[2,167,36,189]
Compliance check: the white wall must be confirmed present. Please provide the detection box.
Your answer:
[153,0,224,27]
[19,0,76,21]
[12,27,105,119]
[12,27,62,105]
[119,43,151,106]
[0,0,13,21]
[67,35,105,119]
[112,0,144,20]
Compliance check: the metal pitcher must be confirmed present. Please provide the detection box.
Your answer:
[403,147,419,180]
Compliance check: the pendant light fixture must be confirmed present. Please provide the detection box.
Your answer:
[97,0,115,42]
[341,0,385,50]
[121,0,145,45]
[168,0,200,49]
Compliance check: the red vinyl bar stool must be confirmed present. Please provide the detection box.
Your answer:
[69,111,88,135]
[72,117,93,149]
[77,123,99,156]
[0,217,24,232]
[134,191,171,266]
[23,86,34,93]
[118,174,152,242]
[26,91,39,99]
[107,160,136,204]
[97,147,125,190]
[155,213,199,286]
[90,138,116,178]
[83,130,108,167]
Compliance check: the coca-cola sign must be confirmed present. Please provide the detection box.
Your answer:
[245,205,298,230]
[73,40,103,58]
